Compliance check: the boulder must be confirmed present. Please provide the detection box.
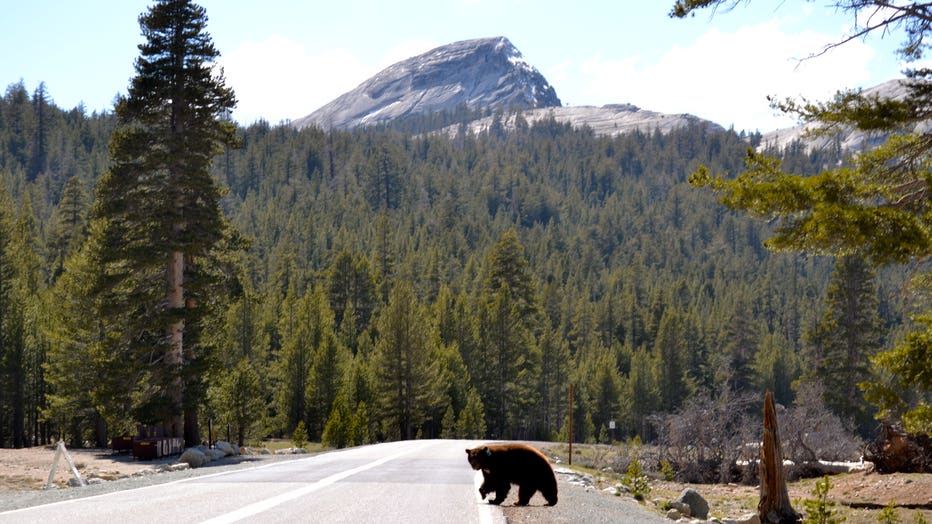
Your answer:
[274,447,307,455]
[677,487,709,519]
[215,441,235,456]
[668,500,692,517]
[179,448,207,468]
[723,513,761,524]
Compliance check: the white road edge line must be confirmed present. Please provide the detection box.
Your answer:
[473,470,504,524]
[199,441,428,524]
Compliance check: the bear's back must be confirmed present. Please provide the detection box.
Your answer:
[486,444,554,481]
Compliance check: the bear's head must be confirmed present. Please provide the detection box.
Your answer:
[465,446,493,470]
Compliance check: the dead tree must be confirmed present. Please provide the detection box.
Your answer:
[758,391,801,523]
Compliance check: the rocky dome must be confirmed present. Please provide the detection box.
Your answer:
[292,37,561,130]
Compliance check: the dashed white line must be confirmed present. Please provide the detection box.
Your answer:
[199,442,426,524]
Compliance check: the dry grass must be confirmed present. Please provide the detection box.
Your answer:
[538,442,932,523]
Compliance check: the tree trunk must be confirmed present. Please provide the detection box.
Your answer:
[13,362,25,448]
[758,390,801,523]
[166,249,184,440]
[94,410,108,448]
[184,408,199,448]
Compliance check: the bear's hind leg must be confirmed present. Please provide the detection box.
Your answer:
[514,483,537,506]
[541,482,558,506]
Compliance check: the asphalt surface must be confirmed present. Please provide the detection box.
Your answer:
[0,440,666,523]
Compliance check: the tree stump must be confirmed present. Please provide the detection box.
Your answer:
[758,391,801,523]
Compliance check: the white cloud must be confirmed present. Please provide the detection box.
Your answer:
[570,21,876,132]
[219,35,373,125]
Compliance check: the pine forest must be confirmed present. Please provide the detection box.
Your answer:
[2,71,915,457]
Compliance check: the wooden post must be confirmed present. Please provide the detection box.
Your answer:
[568,383,573,466]
[758,391,800,523]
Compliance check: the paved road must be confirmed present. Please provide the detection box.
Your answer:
[0,439,666,523]
[0,440,502,524]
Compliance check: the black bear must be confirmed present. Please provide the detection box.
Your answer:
[465,443,558,506]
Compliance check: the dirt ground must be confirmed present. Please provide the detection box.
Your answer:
[0,445,184,491]
[649,472,932,522]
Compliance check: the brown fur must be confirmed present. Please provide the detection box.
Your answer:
[465,443,558,506]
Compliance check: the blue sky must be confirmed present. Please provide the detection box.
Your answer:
[0,0,915,132]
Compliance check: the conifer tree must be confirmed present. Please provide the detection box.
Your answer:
[804,256,881,434]
[273,286,313,434]
[87,0,237,445]
[483,228,538,325]
[0,185,22,447]
[716,294,760,394]
[653,309,689,412]
[304,290,349,439]
[475,285,534,439]
[48,176,87,281]
[472,229,542,438]
[28,82,50,181]
[626,347,660,439]
[207,357,262,447]
[455,387,487,439]
[45,221,124,443]
[327,250,376,334]
[538,325,570,439]
[10,195,45,448]
[371,281,442,440]
[364,139,404,211]
[753,331,797,405]
[322,390,352,448]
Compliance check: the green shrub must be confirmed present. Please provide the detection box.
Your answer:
[660,459,675,481]
[801,475,845,524]
[292,420,308,449]
[621,456,651,501]
[877,502,901,524]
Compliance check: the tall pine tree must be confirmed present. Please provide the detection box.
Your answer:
[88,0,237,445]
[371,281,442,440]
[804,256,881,435]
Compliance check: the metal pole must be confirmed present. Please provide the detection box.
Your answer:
[568,383,573,466]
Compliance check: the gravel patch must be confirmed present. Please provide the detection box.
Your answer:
[499,465,668,523]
